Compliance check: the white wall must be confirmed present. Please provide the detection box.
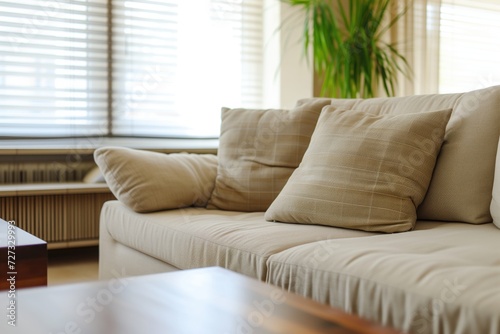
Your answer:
[263,0,314,109]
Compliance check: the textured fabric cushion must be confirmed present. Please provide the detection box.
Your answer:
[265,107,452,233]
[266,221,500,334]
[94,147,218,213]
[491,138,500,229]
[299,86,500,224]
[100,200,374,280]
[207,99,331,211]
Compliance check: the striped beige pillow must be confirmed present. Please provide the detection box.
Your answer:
[265,107,452,232]
[207,99,331,212]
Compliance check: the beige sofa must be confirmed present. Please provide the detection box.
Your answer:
[96,86,500,334]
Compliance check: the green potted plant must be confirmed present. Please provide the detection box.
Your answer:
[282,0,411,98]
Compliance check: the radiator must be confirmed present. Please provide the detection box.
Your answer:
[0,191,115,249]
[0,158,115,249]
[0,161,96,184]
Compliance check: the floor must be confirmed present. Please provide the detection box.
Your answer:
[47,246,99,286]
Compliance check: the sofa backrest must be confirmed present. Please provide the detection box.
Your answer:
[297,86,500,224]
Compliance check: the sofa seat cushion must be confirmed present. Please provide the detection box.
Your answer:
[266,221,500,334]
[100,200,373,280]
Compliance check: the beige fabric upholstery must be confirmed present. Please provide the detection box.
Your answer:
[300,86,500,223]
[94,147,218,213]
[99,215,180,280]
[207,99,331,212]
[96,87,500,334]
[491,138,500,229]
[266,221,500,334]
[266,108,451,232]
[100,200,373,280]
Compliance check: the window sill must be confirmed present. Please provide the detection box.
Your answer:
[0,182,112,197]
[0,137,219,156]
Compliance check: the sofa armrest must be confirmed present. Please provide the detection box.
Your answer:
[94,147,218,213]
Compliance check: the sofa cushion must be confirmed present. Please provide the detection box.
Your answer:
[265,107,451,233]
[207,99,331,212]
[266,221,500,334]
[491,137,500,229]
[100,200,373,280]
[94,147,218,213]
[300,86,500,224]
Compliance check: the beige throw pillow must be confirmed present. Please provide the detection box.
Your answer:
[265,107,452,233]
[299,86,500,224]
[207,99,331,211]
[94,147,218,213]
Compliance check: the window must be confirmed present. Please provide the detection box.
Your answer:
[0,0,264,138]
[439,0,500,93]
[0,0,108,137]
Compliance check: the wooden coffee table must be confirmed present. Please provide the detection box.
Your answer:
[0,219,47,290]
[0,266,402,333]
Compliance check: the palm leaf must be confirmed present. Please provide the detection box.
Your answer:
[281,0,411,98]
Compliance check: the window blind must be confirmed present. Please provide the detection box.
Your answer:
[439,0,500,93]
[112,0,264,138]
[0,0,109,137]
[0,0,264,139]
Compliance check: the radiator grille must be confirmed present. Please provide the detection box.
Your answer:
[1,152,115,249]
[0,161,95,184]
[1,192,115,248]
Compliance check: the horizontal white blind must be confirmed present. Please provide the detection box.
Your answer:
[0,0,264,138]
[112,0,264,138]
[0,0,109,137]
[439,0,500,93]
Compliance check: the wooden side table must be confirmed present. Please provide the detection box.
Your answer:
[0,219,47,290]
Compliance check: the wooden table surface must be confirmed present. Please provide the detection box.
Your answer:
[0,267,402,334]
[0,219,47,290]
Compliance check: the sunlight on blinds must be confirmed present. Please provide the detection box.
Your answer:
[0,0,263,138]
[112,0,264,138]
[0,0,108,137]
[439,0,500,93]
